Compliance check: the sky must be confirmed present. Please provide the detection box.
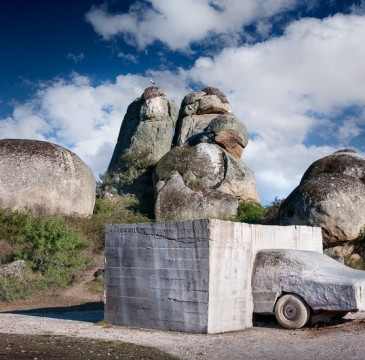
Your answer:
[1,0,365,205]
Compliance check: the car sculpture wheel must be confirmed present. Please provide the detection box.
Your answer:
[274,294,311,329]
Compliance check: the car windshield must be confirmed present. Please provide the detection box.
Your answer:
[256,249,365,282]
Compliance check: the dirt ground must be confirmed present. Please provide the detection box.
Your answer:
[1,268,365,360]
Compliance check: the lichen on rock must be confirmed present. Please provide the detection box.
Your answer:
[104,87,178,215]
[279,150,365,244]
[154,88,258,221]
[0,139,95,216]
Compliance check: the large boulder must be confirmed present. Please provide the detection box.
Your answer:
[279,150,365,244]
[105,86,178,214]
[154,111,259,221]
[173,87,232,146]
[0,139,95,216]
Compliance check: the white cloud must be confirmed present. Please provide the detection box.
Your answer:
[85,0,302,51]
[183,14,365,141]
[0,74,151,180]
[180,13,365,202]
[2,13,365,205]
[117,52,138,63]
[66,53,85,63]
[337,115,364,145]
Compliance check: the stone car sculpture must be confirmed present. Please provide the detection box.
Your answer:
[252,249,365,329]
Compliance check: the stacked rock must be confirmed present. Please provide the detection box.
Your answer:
[154,87,259,221]
[173,87,232,146]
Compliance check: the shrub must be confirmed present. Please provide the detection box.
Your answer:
[236,200,266,224]
[235,197,284,225]
[0,209,92,291]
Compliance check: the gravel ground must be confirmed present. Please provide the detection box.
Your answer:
[0,310,365,360]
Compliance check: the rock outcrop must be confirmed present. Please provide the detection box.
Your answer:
[173,87,232,146]
[279,150,365,244]
[154,94,259,221]
[105,86,178,214]
[0,139,95,216]
[0,260,27,278]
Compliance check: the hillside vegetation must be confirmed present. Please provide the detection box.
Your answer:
[0,195,150,301]
[1,194,363,302]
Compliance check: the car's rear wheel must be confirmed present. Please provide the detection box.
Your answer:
[274,294,311,329]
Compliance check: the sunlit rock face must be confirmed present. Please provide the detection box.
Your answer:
[0,139,95,216]
[105,86,178,214]
[173,87,232,147]
[279,150,365,244]
[154,88,259,221]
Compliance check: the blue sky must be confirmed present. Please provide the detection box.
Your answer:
[1,0,364,205]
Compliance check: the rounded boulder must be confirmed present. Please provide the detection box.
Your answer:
[0,139,95,216]
[279,150,365,244]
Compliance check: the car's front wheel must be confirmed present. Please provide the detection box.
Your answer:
[274,294,311,329]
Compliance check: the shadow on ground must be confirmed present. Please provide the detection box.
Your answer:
[3,301,104,323]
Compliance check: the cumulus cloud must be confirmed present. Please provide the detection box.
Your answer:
[117,52,138,63]
[85,0,303,51]
[0,73,152,179]
[66,52,85,63]
[2,12,365,205]
[181,13,365,202]
[336,114,365,145]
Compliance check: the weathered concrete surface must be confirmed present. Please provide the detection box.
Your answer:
[104,220,322,334]
[0,139,95,216]
[252,249,365,314]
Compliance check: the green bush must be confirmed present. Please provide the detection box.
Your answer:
[235,197,283,225]
[0,209,92,291]
[236,200,266,224]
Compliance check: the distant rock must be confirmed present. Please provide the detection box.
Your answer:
[0,260,27,278]
[154,108,259,221]
[279,150,365,244]
[173,87,232,146]
[0,139,95,216]
[105,86,178,214]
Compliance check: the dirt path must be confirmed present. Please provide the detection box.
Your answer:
[0,308,365,360]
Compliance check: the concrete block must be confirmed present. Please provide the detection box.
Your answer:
[104,219,322,334]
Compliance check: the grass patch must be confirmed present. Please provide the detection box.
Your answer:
[65,194,151,253]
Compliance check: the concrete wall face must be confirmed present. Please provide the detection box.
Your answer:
[105,220,322,334]
[104,220,211,333]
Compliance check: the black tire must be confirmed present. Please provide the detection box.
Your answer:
[274,294,311,329]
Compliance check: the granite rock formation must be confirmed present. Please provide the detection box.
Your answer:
[173,87,232,146]
[154,97,259,221]
[105,86,178,214]
[279,150,365,244]
[0,139,95,216]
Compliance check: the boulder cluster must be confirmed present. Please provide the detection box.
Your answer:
[105,86,259,220]
[279,149,365,244]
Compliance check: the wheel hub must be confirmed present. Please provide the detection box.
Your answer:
[284,304,297,319]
